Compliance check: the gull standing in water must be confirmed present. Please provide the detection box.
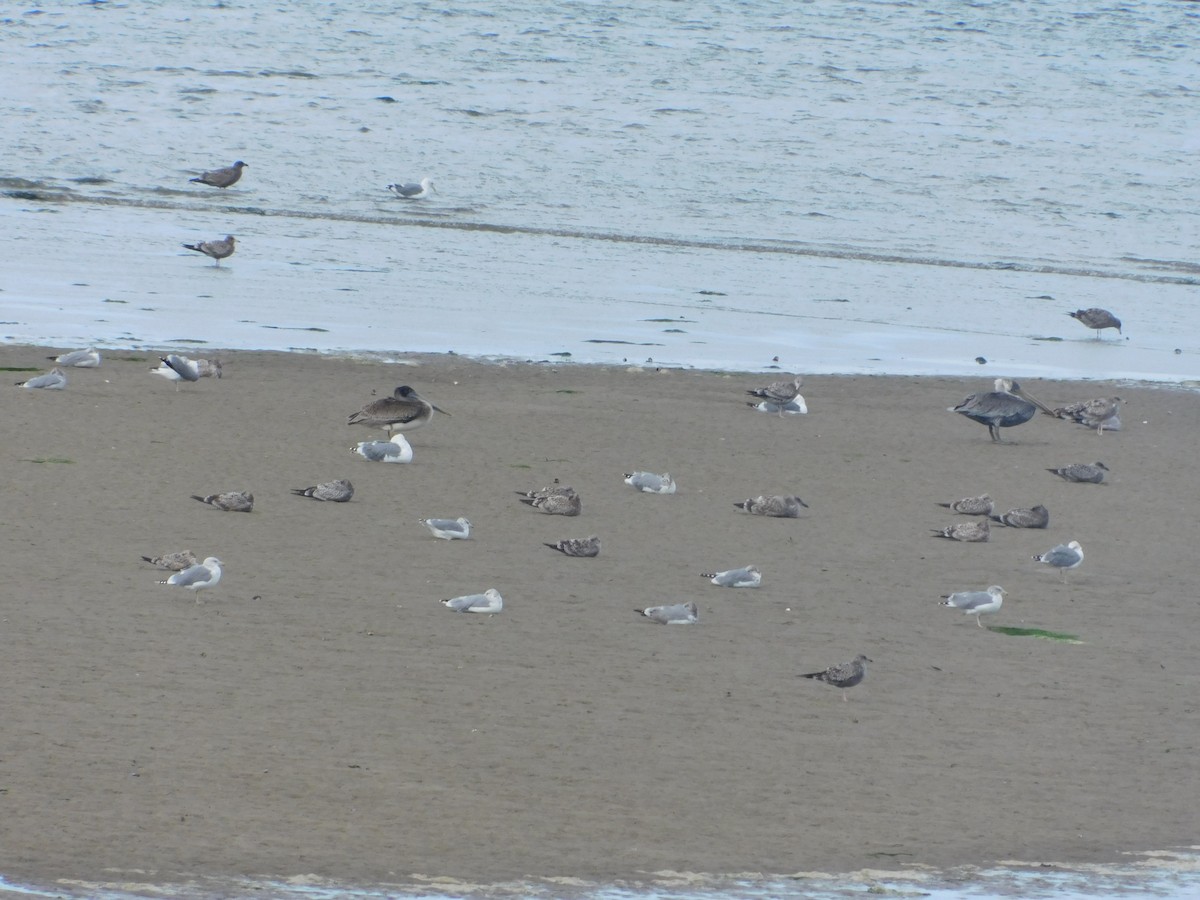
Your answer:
[1068,308,1122,339]
[635,601,699,624]
[941,586,1006,627]
[624,471,676,494]
[159,557,223,595]
[1048,462,1109,484]
[191,490,254,512]
[545,536,601,557]
[387,177,434,199]
[291,479,354,502]
[190,160,247,188]
[50,348,101,368]
[182,235,236,266]
[16,367,67,389]
[700,565,762,588]
[352,434,414,463]
[441,588,503,613]
[734,495,808,517]
[993,504,1050,528]
[949,378,1054,442]
[421,517,472,540]
[800,654,871,701]
[937,494,994,516]
[348,385,449,434]
[1034,540,1084,581]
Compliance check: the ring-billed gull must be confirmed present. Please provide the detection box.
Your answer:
[1068,307,1121,339]
[940,585,1005,627]
[347,385,449,434]
[16,367,67,390]
[800,654,871,700]
[948,378,1054,442]
[993,504,1049,528]
[50,348,101,368]
[520,490,582,516]
[292,479,354,502]
[1053,397,1122,434]
[191,490,254,512]
[545,535,601,557]
[933,518,990,542]
[624,471,676,494]
[700,565,761,588]
[1034,540,1084,581]
[1048,461,1109,484]
[734,495,807,517]
[441,588,503,613]
[159,557,222,594]
[635,601,698,624]
[937,494,994,516]
[352,433,413,463]
[182,235,236,266]
[421,517,472,540]
[387,177,434,199]
[190,161,246,188]
[746,376,804,417]
[141,550,198,571]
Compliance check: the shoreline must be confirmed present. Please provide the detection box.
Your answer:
[2,345,1197,893]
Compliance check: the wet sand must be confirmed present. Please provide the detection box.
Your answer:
[1,346,1197,892]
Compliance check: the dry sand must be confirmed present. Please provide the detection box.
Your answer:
[1,346,1197,891]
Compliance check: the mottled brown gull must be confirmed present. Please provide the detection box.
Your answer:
[933,518,990,542]
[545,536,601,557]
[1053,397,1122,434]
[141,550,198,571]
[747,375,804,417]
[1048,461,1109,484]
[291,479,354,502]
[182,235,236,266]
[800,654,871,700]
[191,490,254,512]
[993,504,1049,528]
[937,493,994,516]
[734,495,807,517]
[190,160,246,188]
[1068,307,1121,339]
[520,490,582,516]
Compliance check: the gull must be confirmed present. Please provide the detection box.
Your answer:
[799,654,871,700]
[635,601,699,625]
[1053,397,1122,434]
[933,518,990,542]
[150,354,201,390]
[159,556,223,595]
[700,565,762,588]
[747,397,807,415]
[291,479,354,502]
[520,490,582,516]
[182,235,236,266]
[948,378,1054,442]
[624,471,676,494]
[16,367,67,390]
[191,490,254,512]
[545,535,601,557]
[941,585,1006,627]
[1034,540,1084,581]
[1048,461,1109,484]
[50,348,101,368]
[421,517,472,540]
[442,588,503,613]
[734,495,808,517]
[347,385,449,434]
[141,550,198,571]
[190,160,247,188]
[517,481,574,501]
[937,494,994,516]
[195,358,223,379]
[1068,307,1122,339]
[387,177,434,199]
[352,434,413,463]
[993,504,1050,528]
[747,376,804,417]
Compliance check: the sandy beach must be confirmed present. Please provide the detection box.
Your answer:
[1,345,1197,893]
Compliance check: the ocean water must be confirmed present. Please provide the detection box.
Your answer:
[2,3,1200,898]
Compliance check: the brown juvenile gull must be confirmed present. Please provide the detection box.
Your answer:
[993,504,1050,528]
[141,550,199,571]
[933,518,990,542]
[291,479,354,502]
[190,160,247,188]
[747,375,804,417]
[800,654,871,701]
[517,481,575,501]
[1034,540,1084,581]
[937,493,994,516]
[50,348,101,368]
[545,535,601,557]
[347,385,449,434]
[195,358,223,379]
[1048,461,1109,484]
[948,378,1054,442]
[941,586,1005,627]
[191,490,254,512]
[182,235,236,266]
[520,490,582,516]
[1053,397,1122,434]
[16,367,67,390]
[635,601,698,625]
[1068,307,1122,339]
[734,495,808,517]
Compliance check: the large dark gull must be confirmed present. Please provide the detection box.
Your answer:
[800,654,871,700]
[941,585,1005,627]
[1068,307,1121,339]
[190,161,247,188]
